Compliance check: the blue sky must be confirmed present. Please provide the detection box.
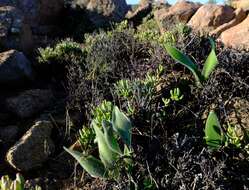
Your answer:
[126,0,225,4]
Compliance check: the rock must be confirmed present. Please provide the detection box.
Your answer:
[232,0,249,12]
[16,0,64,27]
[126,1,152,26]
[0,6,33,53]
[6,89,53,118]
[220,15,249,50]
[210,8,247,36]
[71,0,129,27]
[0,0,12,6]
[6,121,55,171]
[0,125,18,142]
[226,98,249,134]
[0,113,11,126]
[155,1,201,33]
[0,50,34,85]
[188,4,235,35]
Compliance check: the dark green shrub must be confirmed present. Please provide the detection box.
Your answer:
[85,30,161,87]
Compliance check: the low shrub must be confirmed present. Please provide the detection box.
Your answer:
[37,39,85,81]
[38,39,84,65]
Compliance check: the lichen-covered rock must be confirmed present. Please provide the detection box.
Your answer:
[6,121,54,171]
[155,1,201,32]
[220,15,249,50]
[0,50,34,84]
[188,4,235,35]
[6,89,53,118]
[0,6,33,53]
[71,0,129,27]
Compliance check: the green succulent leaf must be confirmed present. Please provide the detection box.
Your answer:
[14,181,23,190]
[202,38,218,80]
[123,145,133,166]
[92,121,118,168]
[164,44,203,85]
[64,147,108,178]
[14,173,25,190]
[112,106,132,146]
[205,111,225,150]
[102,120,122,155]
[1,176,11,190]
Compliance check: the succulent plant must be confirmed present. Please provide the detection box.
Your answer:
[64,106,133,179]
[0,174,41,190]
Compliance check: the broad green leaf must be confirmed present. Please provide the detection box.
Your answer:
[202,38,218,80]
[16,174,24,190]
[164,44,203,85]
[205,111,225,150]
[102,120,122,155]
[14,181,23,190]
[64,147,108,178]
[92,121,118,168]
[112,106,132,146]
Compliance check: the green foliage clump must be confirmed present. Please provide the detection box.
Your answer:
[170,87,184,102]
[92,100,113,127]
[0,174,41,190]
[78,127,95,152]
[115,72,160,115]
[38,39,84,65]
[135,19,191,47]
[65,106,133,180]
[78,100,113,152]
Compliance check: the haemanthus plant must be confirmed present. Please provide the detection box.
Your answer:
[0,174,41,190]
[165,38,218,87]
[205,111,249,151]
[64,106,132,179]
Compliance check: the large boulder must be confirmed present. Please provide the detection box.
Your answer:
[0,50,34,84]
[17,0,64,27]
[6,89,53,118]
[220,15,249,50]
[232,0,249,12]
[210,8,247,36]
[155,1,201,33]
[0,6,33,53]
[126,0,152,26]
[6,121,55,171]
[71,0,129,27]
[188,4,235,35]
[0,0,64,27]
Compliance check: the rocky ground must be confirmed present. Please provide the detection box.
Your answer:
[0,0,249,189]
